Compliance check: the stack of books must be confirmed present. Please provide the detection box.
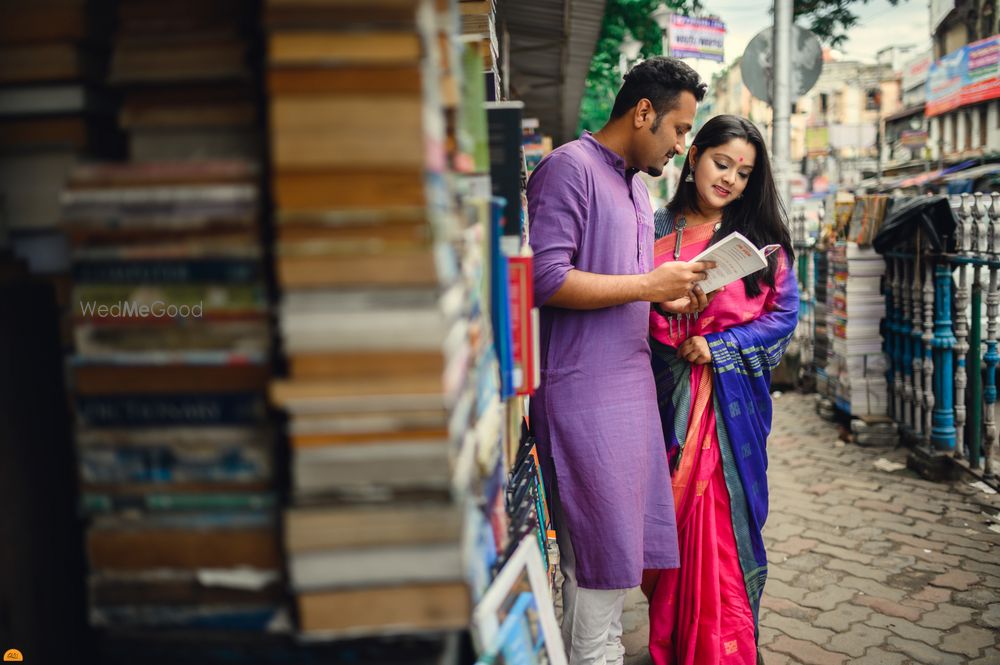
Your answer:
[108,0,258,161]
[264,0,476,638]
[263,3,558,655]
[0,0,118,276]
[63,159,279,633]
[828,241,888,416]
[458,0,499,99]
[847,194,891,247]
[61,0,281,640]
[521,117,552,175]
[813,248,831,396]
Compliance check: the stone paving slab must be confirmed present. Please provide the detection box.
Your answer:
[619,391,1000,665]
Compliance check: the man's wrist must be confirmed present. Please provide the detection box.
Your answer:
[636,272,651,302]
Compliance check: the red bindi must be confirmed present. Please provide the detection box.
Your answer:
[738,157,743,162]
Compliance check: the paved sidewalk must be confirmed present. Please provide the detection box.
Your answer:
[619,391,1000,665]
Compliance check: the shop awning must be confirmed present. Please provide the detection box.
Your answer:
[896,159,978,188]
[940,162,1000,183]
[502,0,607,145]
[883,104,925,123]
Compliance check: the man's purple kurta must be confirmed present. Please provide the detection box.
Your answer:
[528,132,679,590]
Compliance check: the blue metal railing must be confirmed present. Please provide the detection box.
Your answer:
[880,192,1000,478]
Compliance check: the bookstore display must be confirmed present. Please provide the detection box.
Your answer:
[264,0,472,638]
[827,241,888,416]
[263,0,553,656]
[60,0,281,646]
[0,0,556,662]
[813,193,895,420]
[0,0,561,661]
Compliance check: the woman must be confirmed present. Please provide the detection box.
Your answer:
[642,115,799,665]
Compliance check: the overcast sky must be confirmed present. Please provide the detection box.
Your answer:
[680,0,931,81]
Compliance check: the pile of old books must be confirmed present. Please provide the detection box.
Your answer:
[264,0,472,638]
[829,241,888,417]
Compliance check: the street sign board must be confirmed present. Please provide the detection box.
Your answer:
[668,14,726,62]
[741,25,823,104]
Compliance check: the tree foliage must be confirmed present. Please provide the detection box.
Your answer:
[577,0,901,135]
[794,0,901,48]
[577,0,697,135]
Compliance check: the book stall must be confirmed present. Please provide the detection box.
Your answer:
[0,0,563,662]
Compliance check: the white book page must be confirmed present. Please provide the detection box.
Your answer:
[690,231,779,293]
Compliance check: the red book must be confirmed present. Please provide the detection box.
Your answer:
[507,254,535,395]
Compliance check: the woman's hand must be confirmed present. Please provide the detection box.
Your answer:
[678,336,712,365]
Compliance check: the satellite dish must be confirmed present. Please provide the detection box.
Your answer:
[740,25,823,104]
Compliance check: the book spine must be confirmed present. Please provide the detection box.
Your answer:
[76,393,266,427]
[73,259,262,283]
[507,255,535,396]
[82,492,276,514]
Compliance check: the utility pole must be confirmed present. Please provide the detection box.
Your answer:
[773,0,792,211]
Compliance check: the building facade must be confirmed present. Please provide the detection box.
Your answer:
[925,0,1000,168]
[707,52,894,194]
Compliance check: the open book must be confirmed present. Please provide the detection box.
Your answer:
[691,231,781,293]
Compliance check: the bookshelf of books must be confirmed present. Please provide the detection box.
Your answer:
[458,0,500,100]
[816,194,896,423]
[264,0,472,636]
[59,0,282,656]
[3,0,558,659]
[264,0,557,659]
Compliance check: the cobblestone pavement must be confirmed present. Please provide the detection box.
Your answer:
[619,390,1000,665]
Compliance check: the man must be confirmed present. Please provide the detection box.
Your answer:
[528,57,709,665]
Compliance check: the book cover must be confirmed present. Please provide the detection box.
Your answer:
[471,536,566,665]
[689,231,781,293]
[485,102,525,237]
[507,253,536,396]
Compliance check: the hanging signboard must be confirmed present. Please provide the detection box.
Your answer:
[925,34,1000,116]
[899,129,929,147]
[926,47,966,116]
[901,50,931,93]
[964,35,1000,106]
[668,14,725,62]
[805,126,830,156]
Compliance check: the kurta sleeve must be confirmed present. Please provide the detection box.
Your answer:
[527,152,590,305]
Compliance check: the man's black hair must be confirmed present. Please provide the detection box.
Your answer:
[609,57,707,122]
